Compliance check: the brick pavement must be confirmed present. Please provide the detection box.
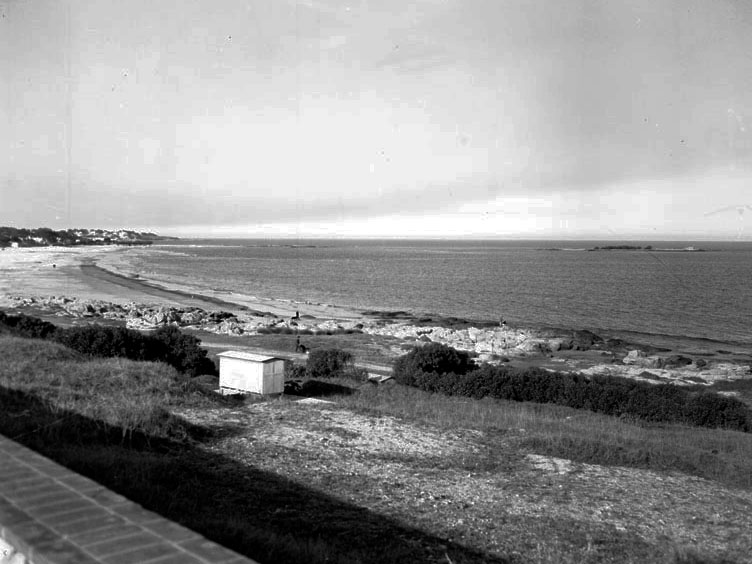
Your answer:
[0,434,258,564]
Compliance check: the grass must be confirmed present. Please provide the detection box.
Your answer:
[0,336,505,564]
[233,331,408,366]
[0,336,217,442]
[333,378,752,491]
[2,334,751,563]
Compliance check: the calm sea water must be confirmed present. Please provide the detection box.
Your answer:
[104,239,752,348]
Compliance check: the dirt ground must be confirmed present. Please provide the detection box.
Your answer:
[176,397,752,564]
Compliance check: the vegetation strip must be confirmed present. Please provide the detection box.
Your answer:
[393,343,752,432]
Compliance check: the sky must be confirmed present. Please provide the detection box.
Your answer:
[2,0,752,239]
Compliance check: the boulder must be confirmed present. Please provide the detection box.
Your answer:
[516,339,552,354]
[571,330,603,350]
[180,310,206,325]
[208,311,237,323]
[467,327,482,342]
[548,338,573,352]
[623,349,646,362]
[637,371,663,381]
[659,355,693,369]
[622,349,661,368]
[316,320,343,332]
[65,302,96,316]
[217,321,245,335]
[126,317,158,330]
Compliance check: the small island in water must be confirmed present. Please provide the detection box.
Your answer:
[0,226,177,248]
[588,245,705,252]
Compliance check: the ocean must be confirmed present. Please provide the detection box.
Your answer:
[99,239,752,351]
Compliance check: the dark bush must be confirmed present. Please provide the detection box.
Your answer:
[152,325,217,377]
[54,325,156,361]
[0,311,58,339]
[285,363,308,380]
[53,324,216,376]
[0,311,218,377]
[683,393,750,431]
[392,343,474,386]
[392,346,751,432]
[306,348,354,379]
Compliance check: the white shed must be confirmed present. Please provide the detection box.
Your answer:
[217,351,286,395]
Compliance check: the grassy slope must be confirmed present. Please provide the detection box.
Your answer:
[334,381,752,491]
[2,335,752,563]
[0,336,500,564]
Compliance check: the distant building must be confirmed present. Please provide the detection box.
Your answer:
[217,351,285,395]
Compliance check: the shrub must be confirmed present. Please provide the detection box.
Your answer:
[54,325,156,361]
[391,348,752,432]
[683,393,750,431]
[392,343,474,385]
[306,348,354,379]
[152,325,217,377]
[53,324,216,376]
[285,363,307,380]
[1,311,218,377]
[0,311,58,339]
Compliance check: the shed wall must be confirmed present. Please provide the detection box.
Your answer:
[261,360,285,394]
[219,357,285,394]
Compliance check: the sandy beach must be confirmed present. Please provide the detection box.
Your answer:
[2,245,751,385]
[0,245,363,320]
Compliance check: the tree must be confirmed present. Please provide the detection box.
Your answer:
[392,343,474,385]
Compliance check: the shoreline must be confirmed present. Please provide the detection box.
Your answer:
[93,245,367,321]
[2,246,751,384]
[95,245,752,353]
[78,262,265,313]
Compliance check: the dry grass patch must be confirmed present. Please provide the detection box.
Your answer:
[335,380,752,491]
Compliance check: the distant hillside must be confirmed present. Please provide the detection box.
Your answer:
[0,227,178,248]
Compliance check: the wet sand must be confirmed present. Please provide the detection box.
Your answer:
[76,263,260,312]
[0,246,363,320]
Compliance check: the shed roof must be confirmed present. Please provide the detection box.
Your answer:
[217,351,282,363]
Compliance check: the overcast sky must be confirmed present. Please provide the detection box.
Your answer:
[2,0,752,238]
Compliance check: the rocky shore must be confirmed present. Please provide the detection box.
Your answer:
[4,294,750,388]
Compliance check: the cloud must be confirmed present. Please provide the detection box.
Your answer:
[5,0,752,238]
[372,41,452,73]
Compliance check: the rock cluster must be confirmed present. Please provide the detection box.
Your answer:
[361,322,585,358]
[581,359,751,387]
[2,296,362,336]
[3,296,626,357]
